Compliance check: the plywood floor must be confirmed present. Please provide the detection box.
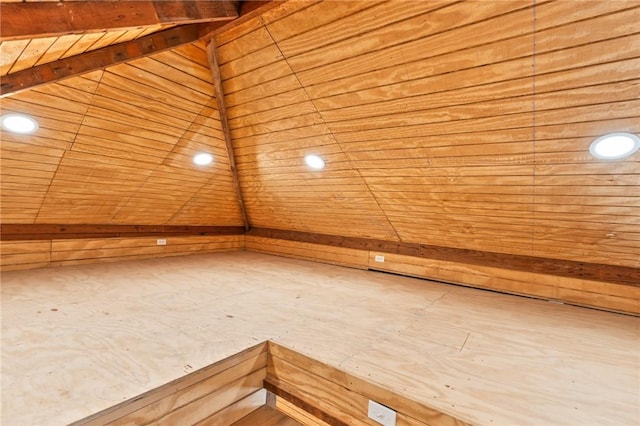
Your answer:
[1,251,638,426]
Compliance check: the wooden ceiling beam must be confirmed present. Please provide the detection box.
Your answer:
[206,40,251,232]
[0,1,239,42]
[199,0,285,41]
[0,23,228,98]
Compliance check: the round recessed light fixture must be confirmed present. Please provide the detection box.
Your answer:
[589,132,640,160]
[1,113,39,134]
[193,152,213,166]
[304,154,325,170]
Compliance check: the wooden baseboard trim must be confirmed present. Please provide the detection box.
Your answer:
[248,228,639,287]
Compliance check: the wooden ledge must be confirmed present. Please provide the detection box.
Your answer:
[71,340,468,426]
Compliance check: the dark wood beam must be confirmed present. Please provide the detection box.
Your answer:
[248,228,640,287]
[0,1,239,42]
[206,40,251,232]
[0,224,245,241]
[199,0,284,41]
[0,23,228,98]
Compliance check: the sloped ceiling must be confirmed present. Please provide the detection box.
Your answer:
[1,41,242,225]
[213,0,639,266]
[0,24,173,76]
[1,0,639,269]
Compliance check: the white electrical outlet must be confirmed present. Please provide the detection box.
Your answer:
[156,239,167,246]
[368,400,396,426]
[374,255,385,262]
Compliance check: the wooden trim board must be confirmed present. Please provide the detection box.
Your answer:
[0,1,238,41]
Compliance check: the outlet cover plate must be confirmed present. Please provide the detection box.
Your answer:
[156,239,167,246]
[368,400,396,426]
[374,255,385,262]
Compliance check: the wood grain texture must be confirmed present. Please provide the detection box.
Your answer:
[264,383,349,426]
[211,0,640,273]
[1,42,244,228]
[270,393,333,426]
[207,39,251,231]
[267,342,470,426]
[197,389,267,426]
[0,235,243,271]
[72,342,268,426]
[0,1,238,41]
[0,224,244,240]
[1,1,639,330]
[245,233,639,314]
[1,24,207,97]
[2,252,638,425]
[231,405,302,426]
[247,228,639,288]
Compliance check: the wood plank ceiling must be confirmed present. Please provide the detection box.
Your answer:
[1,1,639,269]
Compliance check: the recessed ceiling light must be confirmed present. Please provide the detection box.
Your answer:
[193,153,213,166]
[589,132,640,160]
[304,154,325,170]
[1,113,39,134]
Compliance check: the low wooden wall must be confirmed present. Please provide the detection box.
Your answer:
[3,230,636,314]
[72,342,268,426]
[0,235,244,271]
[245,235,369,269]
[245,234,639,315]
[367,252,639,316]
[266,342,469,426]
[71,341,468,426]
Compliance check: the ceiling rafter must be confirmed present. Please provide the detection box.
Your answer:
[0,23,224,98]
[199,0,286,42]
[0,1,283,98]
[206,40,251,232]
[0,1,239,42]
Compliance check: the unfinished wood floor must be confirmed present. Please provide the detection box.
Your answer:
[1,251,638,426]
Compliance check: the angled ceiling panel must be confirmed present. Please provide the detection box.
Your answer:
[0,24,173,76]
[214,4,400,240]
[214,0,639,267]
[0,41,243,226]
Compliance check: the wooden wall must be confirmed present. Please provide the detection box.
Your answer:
[266,342,469,426]
[212,0,639,313]
[70,340,470,426]
[1,235,244,271]
[73,342,268,426]
[214,0,639,267]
